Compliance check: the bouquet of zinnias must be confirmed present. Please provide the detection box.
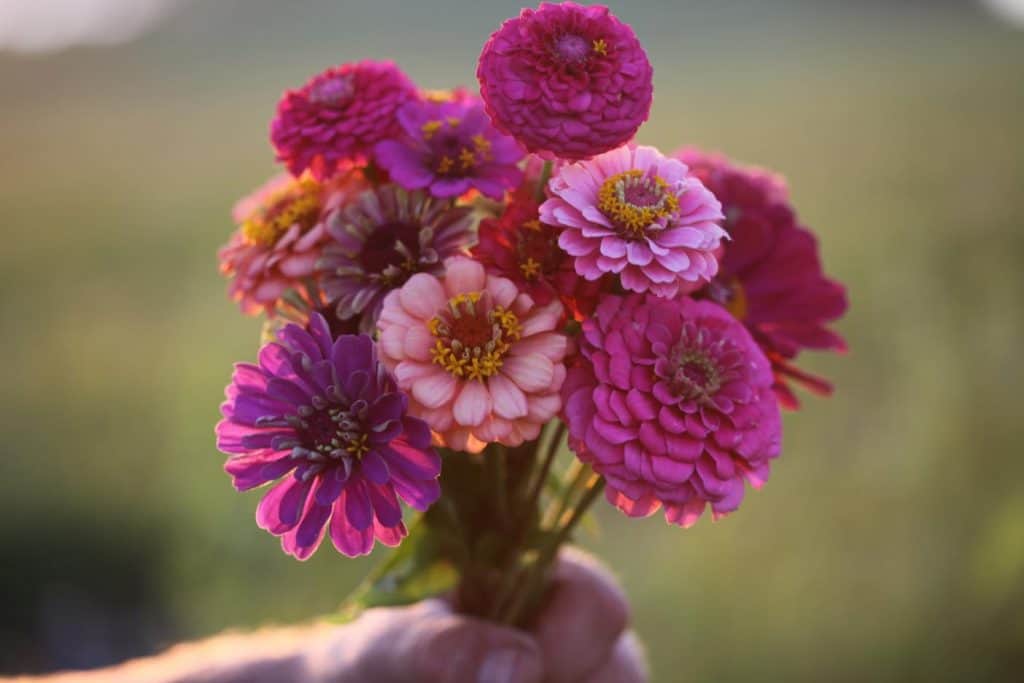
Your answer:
[216,2,847,626]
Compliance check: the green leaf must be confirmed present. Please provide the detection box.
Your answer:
[333,517,457,623]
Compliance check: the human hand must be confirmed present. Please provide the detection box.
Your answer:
[305,547,646,682]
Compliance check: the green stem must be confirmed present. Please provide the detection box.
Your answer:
[543,458,587,527]
[524,422,566,514]
[500,476,606,626]
[536,160,553,203]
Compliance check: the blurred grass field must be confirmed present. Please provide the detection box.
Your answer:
[2,1,1023,680]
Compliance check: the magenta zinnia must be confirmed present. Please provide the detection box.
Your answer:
[271,60,417,180]
[218,172,365,316]
[318,185,476,334]
[378,257,568,453]
[541,144,726,298]
[678,149,848,409]
[374,95,524,200]
[563,294,782,527]
[473,195,606,321]
[476,2,653,160]
[216,315,441,559]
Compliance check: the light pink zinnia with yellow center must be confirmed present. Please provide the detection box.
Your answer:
[378,257,567,453]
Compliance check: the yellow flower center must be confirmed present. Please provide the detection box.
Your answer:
[241,177,322,247]
[592,39,608,56]
[597,170,679,237]
[428,292,521,381]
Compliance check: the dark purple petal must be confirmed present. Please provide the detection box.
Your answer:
[360,450,390,485]
[256,475,312,533]
[367,482,403,527]
[224,452,294,491]
[343,477,374,530]
[329,499,375,557]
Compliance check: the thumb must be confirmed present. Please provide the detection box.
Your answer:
[313,600,544,683]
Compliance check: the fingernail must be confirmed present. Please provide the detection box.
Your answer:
[477,646,538,683]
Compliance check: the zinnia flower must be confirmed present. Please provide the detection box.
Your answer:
[563,294,782,527]
[374,95,524,200]
[678,149,848,409]
[476,2,653,160]
[271,60,417,180]
[318,185,476,333]
[216,314,441,559]
[377,256,568,453]
[541,145,726,298]
[218,172,364,315]
[473,195,606,320]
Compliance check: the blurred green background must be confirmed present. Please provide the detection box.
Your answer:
[2,0,1023,680]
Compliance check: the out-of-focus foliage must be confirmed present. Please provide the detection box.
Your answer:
[1,1,1022,679]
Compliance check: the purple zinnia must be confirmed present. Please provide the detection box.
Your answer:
[318,185,476,333]
[271,60,418,180]
[374,95,524,200]
[563,294,782,527]
[216,314,441,559]
[476,2,654,160]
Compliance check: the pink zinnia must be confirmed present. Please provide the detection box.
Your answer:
[271,60,417,180]
[541,145,726,298]
[477,2,653,160]
[563,294,782,526]
[473,195,607,321]
[218,172,364,315]
[678,149,848,409]
[374,95,524,200]
[377,257,568,453]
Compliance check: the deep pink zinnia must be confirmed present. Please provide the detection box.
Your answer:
[473,195,607,321]
[271,60,417,180]
[677,149,848,409]
[377,257,568,453]
[218,172,365,315]
[374,95,524,200]
[476,2,653,160]
[216,315,441,559]
[541,145,726,298]
[563,294,782,527]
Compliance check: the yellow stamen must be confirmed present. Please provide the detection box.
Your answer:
[459,148,477,170]
[429,293,521,381]
[592,39,608,56]
[597,170,679,236]
[519,258,542,280]
[421,120,443,140]
[345,433,369,458]
[447,117,461,128]
[472,134,492,160]
[437,156,455,174]
[240,177,322,247]
[522,219,542,232]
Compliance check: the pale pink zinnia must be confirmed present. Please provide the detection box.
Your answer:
[476,2,653,160]
[540,145,726,298]
[377,257,568,453]
[218,172,364,315]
